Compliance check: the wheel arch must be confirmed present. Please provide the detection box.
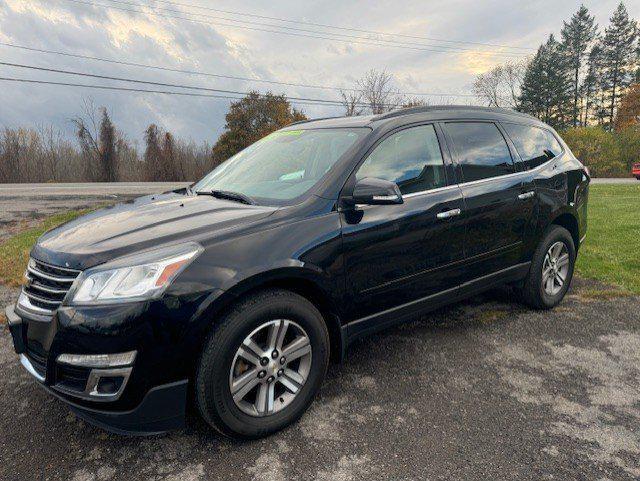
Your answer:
[196,267,346,364]
[550,212,580,250]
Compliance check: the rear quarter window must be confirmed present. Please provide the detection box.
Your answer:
[502,123,563,170]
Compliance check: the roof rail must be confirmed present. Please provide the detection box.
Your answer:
[286,115,346,127]
[374,105,536,121]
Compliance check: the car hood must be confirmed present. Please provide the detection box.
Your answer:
[31,192,278,270]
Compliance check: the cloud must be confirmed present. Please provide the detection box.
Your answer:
[0,0,637,143]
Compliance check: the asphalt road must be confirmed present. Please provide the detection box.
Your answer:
[0,182,188,241]
[0,182,191,197]
[0,188,639,480]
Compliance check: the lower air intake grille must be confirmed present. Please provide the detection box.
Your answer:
[26,341,47,378]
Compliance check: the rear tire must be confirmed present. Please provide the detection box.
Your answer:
[195,289,329,439]
[518,225,576,310]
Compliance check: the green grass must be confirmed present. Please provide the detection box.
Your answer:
[576,184,640,294]
[0,185,638,294]
[0,209,91,287]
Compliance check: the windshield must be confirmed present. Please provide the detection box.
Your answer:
[193,128,368,204]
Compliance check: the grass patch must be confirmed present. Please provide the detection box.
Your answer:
[577,288,634,301]
[576,183,640,294]
[0,209,91,286]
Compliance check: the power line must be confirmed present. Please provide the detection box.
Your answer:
[143,0,536,52]
[5,77,634,123]
[0,42,478,98]
[0,76,348,108]
[62,0,528,58]
[96,0,527,55]
[0,61,372,106]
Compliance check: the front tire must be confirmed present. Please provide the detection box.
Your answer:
[195,289,329,439]
[518,225,576,310]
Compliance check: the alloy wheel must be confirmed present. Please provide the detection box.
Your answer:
[542,241,570,296]
[229,319,312,417]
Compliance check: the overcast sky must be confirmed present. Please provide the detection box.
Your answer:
[0,0,638,146]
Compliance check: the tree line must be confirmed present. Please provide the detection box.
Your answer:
[471,2,640,177]
[474,2,639,130]
[0,72,427,184]
[0,94,305,183]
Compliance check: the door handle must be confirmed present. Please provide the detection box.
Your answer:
[437,208,462,220]
[518,191,535,200]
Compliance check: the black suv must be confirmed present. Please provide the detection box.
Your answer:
[5,106,589,438]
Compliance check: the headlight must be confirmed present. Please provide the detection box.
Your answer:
[70,242,202,305]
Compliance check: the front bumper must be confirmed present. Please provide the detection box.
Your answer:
[48,377,188,436]
[5,303,189,435]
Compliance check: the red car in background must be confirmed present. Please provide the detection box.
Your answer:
[633,163,640,180]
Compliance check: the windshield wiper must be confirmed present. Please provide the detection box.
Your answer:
[196,189,256,205]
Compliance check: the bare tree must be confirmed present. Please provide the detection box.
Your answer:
[339,90,364,116]
[473,60,526,109]
[72,99,100,160]
[72,99,105,181]
[502,61,527,107]
[357,69,403,114]
[401,97,429,108]
[38,125,64,182]
[0,128,22,183]
[473,67,502,107]
[71,99,124,181]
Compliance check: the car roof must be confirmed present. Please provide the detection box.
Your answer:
[282,105,546,130]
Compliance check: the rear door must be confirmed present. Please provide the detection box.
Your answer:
[441,121,536,282]
[501,122,570,256]
[341,124,465,322]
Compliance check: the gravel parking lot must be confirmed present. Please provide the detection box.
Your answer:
[1,187,639,481]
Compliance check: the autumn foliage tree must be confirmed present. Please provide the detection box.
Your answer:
[614,83,640,130]
[210,92,306,164]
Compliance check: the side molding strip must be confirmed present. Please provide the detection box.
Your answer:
[343,262,531,346]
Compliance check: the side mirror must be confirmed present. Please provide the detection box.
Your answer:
[348,177,403,206]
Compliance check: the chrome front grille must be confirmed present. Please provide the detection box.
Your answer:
[20,258,81,315]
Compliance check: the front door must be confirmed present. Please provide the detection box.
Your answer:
[340,124,465,323]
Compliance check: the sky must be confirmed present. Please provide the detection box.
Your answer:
[0,0,638,146]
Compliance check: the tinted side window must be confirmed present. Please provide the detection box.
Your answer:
[503,123,563,170]
[356,125,446,195]
[444,122,514,182]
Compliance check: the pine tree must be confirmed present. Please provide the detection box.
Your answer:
[98,109,117,182]
[144,124,162,181]
[600,2,638,129]
[560,5,598,127]
[583,44,605,125]
[519,35,573,129]
[519,48,546,119]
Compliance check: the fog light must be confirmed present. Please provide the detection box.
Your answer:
[57,351,136,368]
[96,376,125,395]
